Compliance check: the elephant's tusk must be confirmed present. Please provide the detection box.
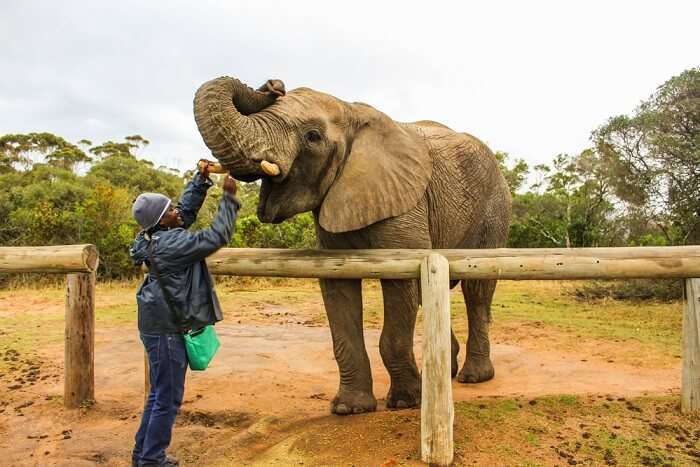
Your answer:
[260,160,281,176]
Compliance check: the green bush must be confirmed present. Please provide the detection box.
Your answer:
[571,279,683,302]
[0,135,319,280]
[231,212,315,249]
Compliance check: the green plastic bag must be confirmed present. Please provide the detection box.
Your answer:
[184,325,220,371]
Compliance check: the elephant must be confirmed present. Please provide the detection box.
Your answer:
[193,76,512,415]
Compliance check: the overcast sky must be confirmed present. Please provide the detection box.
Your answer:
[1,0,697,172]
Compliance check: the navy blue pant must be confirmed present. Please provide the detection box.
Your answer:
[133,333,188,466]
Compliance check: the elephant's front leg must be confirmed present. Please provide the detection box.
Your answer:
[380,279,421,409]
[320,278,377,415]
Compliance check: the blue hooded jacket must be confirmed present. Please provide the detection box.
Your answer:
[130,173,241,334]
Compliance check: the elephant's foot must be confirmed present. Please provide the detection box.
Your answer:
[457,355,494,383]
[386,378,421,409]
[331,388,377,415]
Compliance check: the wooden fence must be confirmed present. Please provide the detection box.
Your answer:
[204,245,700,466]
[2,244,700,466]
[0,245,98,409]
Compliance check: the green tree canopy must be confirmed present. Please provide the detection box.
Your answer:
[495,151,529,195]
[0,132,91,172]
[87,154,182,199]
[594,67,700,244]
[89,134,150,159]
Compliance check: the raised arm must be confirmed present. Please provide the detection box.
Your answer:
[166,175,240,266]
[176,171,213,229]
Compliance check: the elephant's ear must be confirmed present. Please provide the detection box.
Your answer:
[319,111,432,233]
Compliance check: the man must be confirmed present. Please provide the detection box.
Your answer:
[129,164,240,467]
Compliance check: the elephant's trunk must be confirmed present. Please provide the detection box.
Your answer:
[193,77,285,179]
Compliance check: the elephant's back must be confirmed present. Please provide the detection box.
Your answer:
[403,121,511,249]
[404,120,500,179]
[404,121,493,161]
[406,120,453,132]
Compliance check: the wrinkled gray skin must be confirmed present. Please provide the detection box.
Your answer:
[194,77,511,415]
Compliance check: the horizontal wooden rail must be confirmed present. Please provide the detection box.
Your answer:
[448,246,700,280]
[206,246,700,280]
[0,245,99,273]
[207,248,424,279]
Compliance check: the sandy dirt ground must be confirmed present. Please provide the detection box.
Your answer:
[0,315,681,466]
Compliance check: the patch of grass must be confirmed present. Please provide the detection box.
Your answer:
[449,395,699,466]
[0,313,64,370]
[525,430,540,447]
[456,398,520,424]
[551,394,579,406]
[96,303,136,327]
[452,281,683,365]
[492,281,680,347]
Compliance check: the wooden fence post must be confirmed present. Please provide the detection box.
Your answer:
[64,272,95,408]
[682,278,700,413]
[421,253,454,466]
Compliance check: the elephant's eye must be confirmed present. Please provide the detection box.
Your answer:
[305,129,322,143]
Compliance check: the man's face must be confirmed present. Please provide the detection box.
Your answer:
[159,205,184,228]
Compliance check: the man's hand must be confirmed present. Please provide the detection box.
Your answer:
[222,175,237,196]
[198,159,211,179]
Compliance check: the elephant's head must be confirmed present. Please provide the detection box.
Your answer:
[193,76,432,233]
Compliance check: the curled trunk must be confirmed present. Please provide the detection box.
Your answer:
[193,77,283,179]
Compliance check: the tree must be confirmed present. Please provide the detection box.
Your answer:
[77,183,139,278]
[0,132,91,171]
[494,151,529,195]
[508,151,616,248]
[89,134,149,159]
[4,165,87,246]
[594,67,700,245]
[87,153,182,198]
[0,132,185,277]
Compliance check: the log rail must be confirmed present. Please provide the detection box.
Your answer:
[0,244,98,273]
[206,246,700,280]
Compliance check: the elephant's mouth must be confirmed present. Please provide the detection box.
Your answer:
[257,179,286,224]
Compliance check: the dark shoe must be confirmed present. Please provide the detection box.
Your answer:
[136,456,179,467]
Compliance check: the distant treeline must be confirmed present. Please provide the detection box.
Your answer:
[1,68,697,299]
[0,135,314,279]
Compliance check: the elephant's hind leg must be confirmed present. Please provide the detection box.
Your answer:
[380,279,422,409]
[451,329,460,378]
[449,280,461,378]
[457,279,496,384]
[320,278,377,415]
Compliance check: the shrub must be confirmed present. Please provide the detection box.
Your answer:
[571,279,683,302]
